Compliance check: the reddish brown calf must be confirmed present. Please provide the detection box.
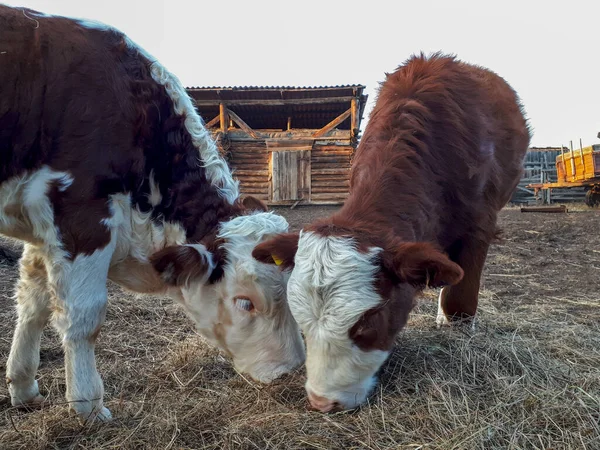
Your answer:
[254,53,531,411]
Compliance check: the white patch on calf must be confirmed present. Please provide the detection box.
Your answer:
[288,232,388,408]
[182,243,215,286]
[103,193,187,293]
[0,166,72,247]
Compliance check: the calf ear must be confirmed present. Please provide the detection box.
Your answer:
[252,232,299,270]
[150,244,215,287]
[241,195,268,212]
[383,242,463,288]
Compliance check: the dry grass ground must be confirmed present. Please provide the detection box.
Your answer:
[0,206,598,449]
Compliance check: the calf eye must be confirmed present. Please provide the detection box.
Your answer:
[234,296,255,312]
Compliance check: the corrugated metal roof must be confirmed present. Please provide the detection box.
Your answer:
[186,84,365,90]
[186,85,368,131]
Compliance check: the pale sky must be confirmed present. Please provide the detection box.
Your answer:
[6,0,600,147]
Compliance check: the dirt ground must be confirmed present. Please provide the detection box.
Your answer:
[0,206,598,449]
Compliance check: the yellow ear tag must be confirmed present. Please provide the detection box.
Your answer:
[272,254,283,266]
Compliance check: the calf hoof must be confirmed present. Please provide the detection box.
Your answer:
[71,402,113,424]
[11,393,46,408]
[435,314,477,331]
[8,380,45,408]
[436,312,450,328]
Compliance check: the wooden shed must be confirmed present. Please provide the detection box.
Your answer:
[187,85,368,205]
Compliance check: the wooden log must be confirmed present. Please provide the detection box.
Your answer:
[233,152,270,158]
[239,180,270,186]
[311,157,351,163]
[239,187,269,194]
[313,145,354,150]
[312,168,351,175]
[310,192,349,200]
[230,164,269,170]
[312,165,352,171]
[312,181,350,188]
[232,169,269,176]
[311,177,350,183]
[232,148,270,154]
[520,205,568,213]
[311,187,349,193]
[236,176,270,182]
[231,155,270,162]
[240,193,269,201]
[312,149,353,155]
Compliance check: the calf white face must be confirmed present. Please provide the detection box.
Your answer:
[253,230,464,411]
[287,233,389,410]
[152,212,305,383]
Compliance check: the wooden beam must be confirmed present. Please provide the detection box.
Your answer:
[219,103,229,133]
[204,114,220,128]
[193,96,355,107]
[313,108,352,138]
[350,97,358,138]
[521,205,568,213]
[227,108,259,139]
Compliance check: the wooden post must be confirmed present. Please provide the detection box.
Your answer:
[219,103,229,133]
[287,116,292,131]
[569,140,576,181]
[542,152,547,204]
[350,96,358,138]
[560,144,566,182]
[579,138,586,178]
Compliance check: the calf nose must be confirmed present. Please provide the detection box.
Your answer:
[307,389,337,413]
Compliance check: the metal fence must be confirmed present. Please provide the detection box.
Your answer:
[510,148,587,205]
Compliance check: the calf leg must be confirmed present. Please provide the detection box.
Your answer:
[436,236,491,327]
[6,245,52,406]
[49,241,115,423]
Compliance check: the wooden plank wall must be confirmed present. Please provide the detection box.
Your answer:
[311,144,353,204]
[228,141,270,202]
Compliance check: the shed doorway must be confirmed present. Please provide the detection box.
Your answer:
[270,150,311,203]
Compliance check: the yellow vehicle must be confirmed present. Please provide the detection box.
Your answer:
[528,142,600,207]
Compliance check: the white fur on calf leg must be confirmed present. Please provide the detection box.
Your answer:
[6,245,52,407]
[49,242,115,423]
[435,287,479,330]
[435,287,450,328]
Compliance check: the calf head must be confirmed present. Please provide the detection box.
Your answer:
[253,230,463,410]
[151,201,304,383]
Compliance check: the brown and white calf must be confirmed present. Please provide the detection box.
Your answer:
[0,6,304,422]
[254,53,531,412]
